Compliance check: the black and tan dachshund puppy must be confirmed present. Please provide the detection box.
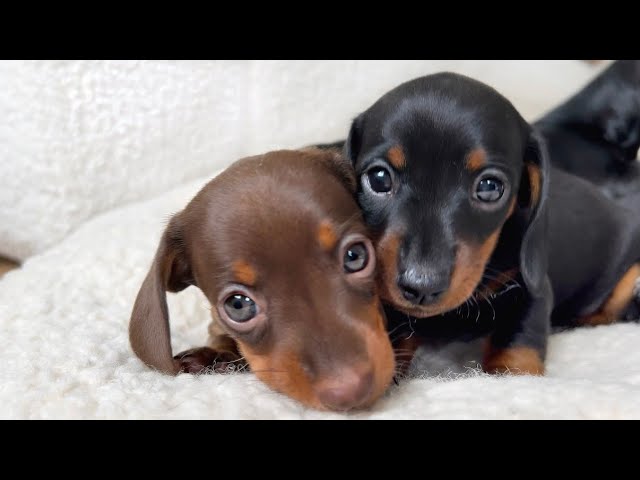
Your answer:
[339,72,640,375]
[536,60,640,199]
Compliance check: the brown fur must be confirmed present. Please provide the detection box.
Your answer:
[477,267,519,297]
[465,148,487,171]
[527,164,542,208]
[381,228,503,318]
[232,260,257,286]
[240,297,394,411]
[578,263,640,326]
[387,146,406,170]
[483,343,544,375]
[129,149,395,411]
[440,230,502,313]
[376,233,403,306]
[317,220,338,251]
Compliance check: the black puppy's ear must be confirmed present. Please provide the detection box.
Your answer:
[344,113,364,164]
[129,215,194,374]
[518,128,550,297]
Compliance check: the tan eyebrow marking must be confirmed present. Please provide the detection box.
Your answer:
[387,145,406,170]
[317,220,338,251]
[465,148,487,171]
[232,260,257,286]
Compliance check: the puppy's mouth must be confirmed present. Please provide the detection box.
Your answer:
[376,233,500,319]
[238,305,396,412]
[379,280,479,318]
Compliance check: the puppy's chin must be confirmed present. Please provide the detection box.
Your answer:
[375,233,482,319]
[238,322,396,412]
[380,284,477,318]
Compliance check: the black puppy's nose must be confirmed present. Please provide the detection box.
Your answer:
[398,272,449,305]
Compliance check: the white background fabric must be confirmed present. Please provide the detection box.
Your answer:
[0,60,599,260]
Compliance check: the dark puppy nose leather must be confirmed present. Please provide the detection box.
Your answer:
[316,368,374,411]
[398,273,448,305]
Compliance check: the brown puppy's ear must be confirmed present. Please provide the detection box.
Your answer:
[129,216,194,374]
[518,128,550,297]
[319,148,357,193]
[345,113,364,164]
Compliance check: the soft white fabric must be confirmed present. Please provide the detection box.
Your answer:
[0,60,602,260]
[1,175,638,420]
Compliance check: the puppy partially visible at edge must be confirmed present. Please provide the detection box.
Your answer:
[129,148,395,412]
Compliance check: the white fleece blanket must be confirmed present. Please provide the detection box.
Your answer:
[0,60,600,261]
[2,176,639,419]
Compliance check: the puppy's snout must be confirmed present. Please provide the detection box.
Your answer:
[397,269,450,305]
[315,367,374,411]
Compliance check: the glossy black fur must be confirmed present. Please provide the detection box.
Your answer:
[535,60,640,200]
[336,71,640,366]
[318,61,640,200]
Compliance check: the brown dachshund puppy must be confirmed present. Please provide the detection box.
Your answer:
[129,148,395,411]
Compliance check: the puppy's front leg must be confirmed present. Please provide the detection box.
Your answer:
[174,334,247,374]
[483,277,553,375]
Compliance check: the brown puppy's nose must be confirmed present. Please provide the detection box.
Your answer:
[316,368,375,411]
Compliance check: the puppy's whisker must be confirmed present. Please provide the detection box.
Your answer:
[394,353,417,359]
[402,314,416,340]
[480,273,523,295]
[484,266,513,276]
[483,268,523,286]
[387,321,410,337]
[468,295,481,324]
[480,274,508,288]
[477,289,496,322]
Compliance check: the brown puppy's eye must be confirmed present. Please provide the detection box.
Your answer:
[475,177,504,202]
[344,242,369,273]
[366,167,392,193]
[223,294,257,322]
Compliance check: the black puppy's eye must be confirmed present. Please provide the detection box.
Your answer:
[223,294,257,322]
[475,177,504,202]
[366,167,392,193]
[344,242,369,273]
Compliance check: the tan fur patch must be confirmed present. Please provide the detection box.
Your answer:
[527,164,542,208]
[483,344,544,375]
[358,311,396,408]
[465,148,487,171]
[239,343,323,410]
[317,220,338,251]
[477,267,519,297]
[238,298,395,411]
[376,233,403,305]
[378,226,505,317]
[438,229,502,312]
[387,145,406,170]
[232,260,257,286]
[578,263,640,326]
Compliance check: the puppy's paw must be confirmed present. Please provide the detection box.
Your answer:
[483,345,544,376]
[174,347,247,374]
